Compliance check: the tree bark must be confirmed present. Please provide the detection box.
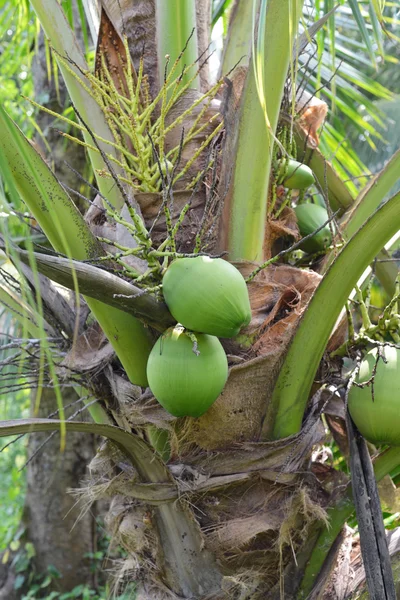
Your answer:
[23,387,96,590]
[0,554,17,600]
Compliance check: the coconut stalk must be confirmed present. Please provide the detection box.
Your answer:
[294,125,355,214]
[224,0,304,262]
[321,147,400,275]
[339,147,400,241]
[0,105,152,386]
[266,190,400,441]
[0,241,174,330]
[307,139,400,299]
[321,148,400,297]
[29,0,126,210]
[375,248,399,297]
[219,0,254,75]
[155,0,200,92]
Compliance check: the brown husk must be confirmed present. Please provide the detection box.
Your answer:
[264,207,300,260]
[295,90,328,149]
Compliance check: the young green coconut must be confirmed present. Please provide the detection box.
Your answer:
[282,159,315,190]
[162,256,252,338]
[348,346,400,446]
[294,203,332,253]
[147,325,229,418]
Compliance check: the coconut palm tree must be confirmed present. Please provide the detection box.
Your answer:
[1,1,400,598]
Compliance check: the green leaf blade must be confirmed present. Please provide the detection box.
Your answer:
[347,0,377,68]
[266,190,400,441]
[0,106,152,386]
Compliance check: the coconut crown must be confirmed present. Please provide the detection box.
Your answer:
[147,326,228,417]
[162,256,252,338]
[348,346,400,445]
[294,203,332,253]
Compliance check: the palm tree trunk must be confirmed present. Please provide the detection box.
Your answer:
[24,387,97,590]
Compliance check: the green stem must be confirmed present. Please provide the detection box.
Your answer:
[319,147,400,298]
[226,0,304,262]
[298,446,400,598]
[155,0,199,92]
[82,395,113,425]
[219,0,253,75]
[373,446,400,481]
[29,0,125,210]
[146,425,171,462]
[267,191,400,440]
[0,105,152,386]
[294,126,355,215]
[318,146,400,274]
[341,148,400,240]
[297,491,354,598]
[375,248,399,297]
[87,298,152,386]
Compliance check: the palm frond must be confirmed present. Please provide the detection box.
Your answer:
[299,0,398,191]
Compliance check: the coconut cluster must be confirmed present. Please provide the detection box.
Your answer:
[146,257,252,417]
[145,158,324,419]
[277,159,332,254]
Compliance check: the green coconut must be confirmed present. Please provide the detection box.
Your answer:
[162,256,252,338]
[294,203,332,253]
[282,159,315,190]
[146,326,228,417]
[348,346,400,445]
